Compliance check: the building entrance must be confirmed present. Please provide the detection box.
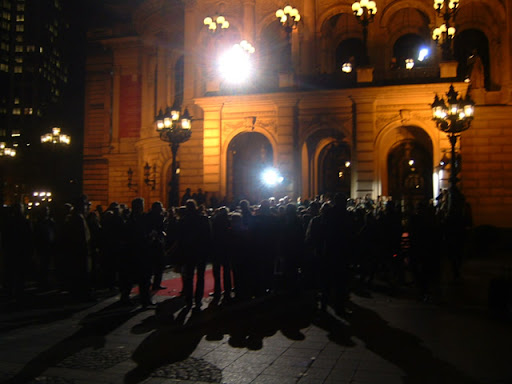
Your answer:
[227,132,273,204]
[387,140,433,211]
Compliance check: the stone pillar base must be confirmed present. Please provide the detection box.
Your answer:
[439,61,458,78]
[279,72,295,88]
[357,67,374,83]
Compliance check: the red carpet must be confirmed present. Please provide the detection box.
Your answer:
[132,269,215,298]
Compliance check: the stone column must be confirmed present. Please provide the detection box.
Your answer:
[242,0,255,43]
[301,0,316,75]
[351,95,377,198]
[202,104,223,196]
[183,0,198,106]
[276,101,297,198]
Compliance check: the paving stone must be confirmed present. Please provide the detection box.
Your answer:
[150,357,222,383]
[55,347,131,370]
[29,376,75,384]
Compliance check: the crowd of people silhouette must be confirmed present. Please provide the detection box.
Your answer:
[0,189,470,311]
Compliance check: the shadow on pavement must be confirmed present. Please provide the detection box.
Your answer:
[126,290,480,384]
[4,300,143,384]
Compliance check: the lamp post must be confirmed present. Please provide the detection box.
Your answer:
[276,5,301,71]
[432,0,459,61]
[352,0,377,66]
[155,101,192,207]
[41,127,71,146]
[0,142,16,157]
[203,14,230,34]
[431,84,474,217]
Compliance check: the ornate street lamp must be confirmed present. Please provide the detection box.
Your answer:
[431,84,474,216]
[41,127,71,146]
[204,14,230,33]
[155,101,192,207]
[352,0,377,66]
[0,142,16,157]
[275,5,301,34]
[432,0,459,61]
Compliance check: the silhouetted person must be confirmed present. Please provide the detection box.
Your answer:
[100,202,124,290]
[249,199,279,296]
[1,203,33,300]
[211,206,232,302]
[120,197,153,308]
[181,188,192,206]
[193,188,206,206]
[33,205,57,289]
[178,199,211,310]
[146,201,167,291]
[63,195,94,301]
[278,203,304,292]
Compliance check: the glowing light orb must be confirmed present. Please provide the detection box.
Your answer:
[218,45,252,84]
[261,168,284,187]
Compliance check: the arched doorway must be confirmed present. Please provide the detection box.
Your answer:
[227,132,273,204]
[318,141,351,197]
[387,139,433,210]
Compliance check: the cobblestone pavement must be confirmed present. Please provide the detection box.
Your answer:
[0,270,511,384]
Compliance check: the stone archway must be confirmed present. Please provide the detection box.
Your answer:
[318,141,352,197]
[226,132,273,204]
[387,137,433,211]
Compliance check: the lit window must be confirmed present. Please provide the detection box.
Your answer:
[15,57,22,63]
[2,12,10,21]
[14,97,19,104]
[15,24,23,32]
[16,15,23,22]
[14,66,21,73]
[12,130,20,137]
[15,35,22,42]
[24,107,32,115]
[0,63,7,71]
[39,47,43,53]
[12,108,20,115]
[15,45,23,52]
[0,42,8,50]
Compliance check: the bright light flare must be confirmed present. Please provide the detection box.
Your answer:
[261,168,284,187]
[418,48,429,61]
[218,45,252,84]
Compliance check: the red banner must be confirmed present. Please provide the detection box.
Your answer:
[119,75,141,138]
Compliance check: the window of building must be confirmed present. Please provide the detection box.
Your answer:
[392,34,430,69]
[14,65,21,73]
[15,35,22,42]
[14,97,19,104]
[2,11,10,20]
[0,41,8,50]
[15,45,22,52]
[11,130,20,137]
[26,45,35,52]
[454,29,490,89]
[15,24,23,32]
[1,21,10,30]
[39,47,43,53]
[0,63,7,71]
[23,107,32,115]
[12,108,20,115]
[16,14,23,22]
[17,4,24,11]
[15,56,22,63]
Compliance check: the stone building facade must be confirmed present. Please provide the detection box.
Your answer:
[84,0,512,227]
